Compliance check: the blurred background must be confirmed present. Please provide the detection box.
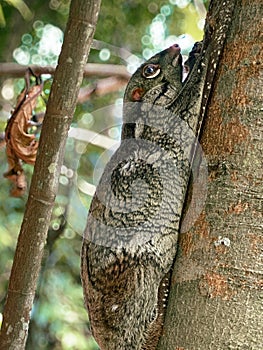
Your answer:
[0,0,207,349]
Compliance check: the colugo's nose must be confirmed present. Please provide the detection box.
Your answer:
[167,44,182,67]
[167,44,181,58]
[168,43,181,54]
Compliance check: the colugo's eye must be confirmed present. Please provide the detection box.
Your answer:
[142,64,161,79]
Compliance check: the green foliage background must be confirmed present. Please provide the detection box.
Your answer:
[0,0,207,349]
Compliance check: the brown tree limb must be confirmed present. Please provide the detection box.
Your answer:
[78,76,127,103]
[0,0,101,348]
[0,62,131,79]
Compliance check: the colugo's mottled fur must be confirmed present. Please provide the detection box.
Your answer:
[81,43,205,350]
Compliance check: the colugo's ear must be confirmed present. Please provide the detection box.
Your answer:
[131,87,145,101]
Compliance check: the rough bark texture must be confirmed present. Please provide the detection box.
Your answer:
[0,0,101,349]
[157,0,263,349]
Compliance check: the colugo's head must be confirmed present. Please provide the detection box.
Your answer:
[124,44,183,103]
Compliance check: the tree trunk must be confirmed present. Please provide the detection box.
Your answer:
[0,1,101,349]
[158,0,263,349]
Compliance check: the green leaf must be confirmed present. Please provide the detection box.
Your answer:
[0,4,6,27]
[4,0,33,21]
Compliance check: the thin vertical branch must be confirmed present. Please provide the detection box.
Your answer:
[0,0,101,348]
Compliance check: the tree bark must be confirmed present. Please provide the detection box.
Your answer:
[158,0,263,349]
[0,0,101,349]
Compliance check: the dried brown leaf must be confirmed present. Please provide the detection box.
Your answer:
[4,165,27,197]
[4,78,43,196]
[5,84,43,165]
